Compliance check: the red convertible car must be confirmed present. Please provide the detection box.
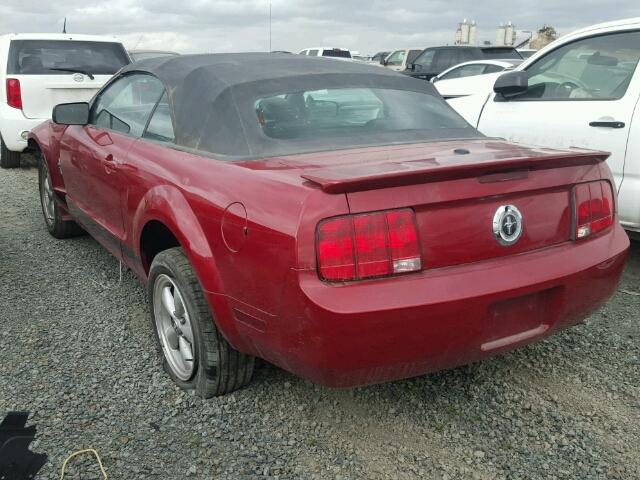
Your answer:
[29,54,629,397]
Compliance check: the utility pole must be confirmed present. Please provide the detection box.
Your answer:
[269,1,272,52]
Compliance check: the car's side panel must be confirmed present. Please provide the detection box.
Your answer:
[121,139,351,354]
[58,125,136,259]
[28,121,74,219]
[620,100,640,231]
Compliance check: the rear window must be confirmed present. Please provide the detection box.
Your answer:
[322,49,351,58]
[480,48,523,60]
[7,40,130,75]
[255,87,471,143]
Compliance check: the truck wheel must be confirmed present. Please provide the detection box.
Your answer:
[38,158,83,238]
[149,248,255,397]
[0,136,21,168]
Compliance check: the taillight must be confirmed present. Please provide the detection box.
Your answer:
[317,208,422,282]
[573,180,614,240]
[6,79,22,110]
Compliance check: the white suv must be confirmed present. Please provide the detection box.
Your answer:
[298,47,352,60]
[0,33,130,168]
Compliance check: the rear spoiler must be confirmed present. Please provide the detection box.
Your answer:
[301,150,609,194]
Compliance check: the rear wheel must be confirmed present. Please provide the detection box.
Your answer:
[0,135,21,168]
[149,248,255,397]
[38,158,82,238]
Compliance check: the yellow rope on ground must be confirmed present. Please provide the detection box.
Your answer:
[59,448,108,480]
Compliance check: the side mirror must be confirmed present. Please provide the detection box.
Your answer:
[407,63,415,71]
[493,71,528,97]
[52,102,89,125]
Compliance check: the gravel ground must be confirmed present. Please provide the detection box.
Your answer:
[1,164,639,480]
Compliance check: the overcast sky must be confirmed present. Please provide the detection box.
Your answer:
[0,1,637,54]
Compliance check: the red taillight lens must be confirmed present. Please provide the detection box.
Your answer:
[317,217,355,281]
[317,208,422,282]
[6,78,22,110]
[386,209,422,273]
[573,180,614,240]
[353,213,390,278]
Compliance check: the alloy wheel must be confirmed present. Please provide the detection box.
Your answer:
[40,164,55,226]
[153,274,196,381]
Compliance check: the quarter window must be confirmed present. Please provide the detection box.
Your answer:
[516,31,640,100]
[90,74,165,136]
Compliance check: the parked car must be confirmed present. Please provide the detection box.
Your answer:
[381,48,424,71]
[129,50,179,62]
[455,17,640,234]
[406,46,523,81]
[433,59,522,100]
[0,33,130,168]
[29,53,628,397]
[370,51,390,64]
[298,47,351,59]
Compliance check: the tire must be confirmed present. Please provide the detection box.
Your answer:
[0,135,21,168]
[148,247,255,397]
[38,156,83,238]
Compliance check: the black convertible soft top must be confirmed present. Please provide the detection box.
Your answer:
[121,53,480,159]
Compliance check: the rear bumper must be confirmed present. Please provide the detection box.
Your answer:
[249,224,629,387]
[0,104,44,151]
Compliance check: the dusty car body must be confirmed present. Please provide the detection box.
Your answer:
[29,54,629,396]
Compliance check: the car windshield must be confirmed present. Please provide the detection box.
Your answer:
[254,87,475,149]
[7,40,130,75]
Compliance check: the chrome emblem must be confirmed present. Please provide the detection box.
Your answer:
[492,205,523,246]
[73,73,84,82]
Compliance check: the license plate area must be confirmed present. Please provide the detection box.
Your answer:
[482,288,560,350]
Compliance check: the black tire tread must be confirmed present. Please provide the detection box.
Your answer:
[150,248,254,397]
[0,136,21,168]
[37,152,83,238]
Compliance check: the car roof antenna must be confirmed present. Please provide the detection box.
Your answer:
[62,17,67,34]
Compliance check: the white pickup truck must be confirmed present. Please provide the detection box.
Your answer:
[452,18,640,234]
[0,33,130,168]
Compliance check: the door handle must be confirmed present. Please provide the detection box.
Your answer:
[589,120,625,129]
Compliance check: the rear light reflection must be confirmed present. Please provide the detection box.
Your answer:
[6,78,22,110]
[573,181,614,240]
[317,208,422,282]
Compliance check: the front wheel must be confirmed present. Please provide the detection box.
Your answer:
[148,248,255,397]
[38,157,83,238]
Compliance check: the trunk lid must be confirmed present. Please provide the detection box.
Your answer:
[241,139,609,268]
[299,142,606,193]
